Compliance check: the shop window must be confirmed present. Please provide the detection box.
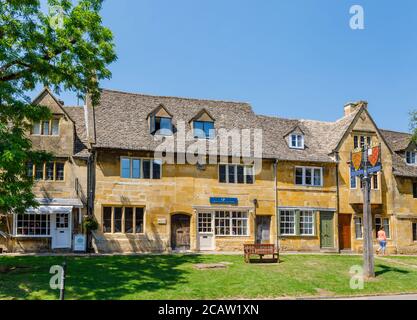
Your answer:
[15,214,50,236]
[214,211,248,236]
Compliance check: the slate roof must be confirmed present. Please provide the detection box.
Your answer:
[380,129,412,152]
[64,106,90,159]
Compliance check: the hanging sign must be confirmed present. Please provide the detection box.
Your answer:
[350,143,382,177]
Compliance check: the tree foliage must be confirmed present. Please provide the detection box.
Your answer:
[0,0,116,215]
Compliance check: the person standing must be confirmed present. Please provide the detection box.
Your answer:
[377,227,387,256]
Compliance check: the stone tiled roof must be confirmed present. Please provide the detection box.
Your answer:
[64,106,90,158]
[93,89,262,157]
[89,89,363,162]
[380,129,417,177]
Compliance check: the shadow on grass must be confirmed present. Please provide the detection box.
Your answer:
[0,254,206,300]
[375,264,410,277]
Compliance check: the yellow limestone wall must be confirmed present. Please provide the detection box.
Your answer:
[337,109,396,253]
[8,92,88,253]
[93,150,276,253]
[277,161,337,251]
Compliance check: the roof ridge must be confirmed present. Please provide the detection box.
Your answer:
[380,128,411,136]
[101,88,252,105]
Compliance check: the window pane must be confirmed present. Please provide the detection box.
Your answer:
[297,135,303,148]
[413,183,417,199]
[125,207,134,233]
[279,210,295,235]
[313,169,321,186]
[42,120,50,135]
[35,163,44,180]
[46,162,54,180]
[158,117,172,135]
[353,136,358,149]
[193,121,205,139]
[132,159,141,179]
[383,218,390,238]
[121,158,131,178]
[152,160,161,179]
[114,207,122,233]
[373,174,378,189]
[237,165,244,184]
[32,121,41,135]
[305,168,312,185]
[295,168,303,185]
[143,160,151,179]
[291,135,297,147]
[413,223,417,241]
[350,172,357,188]
[215,211,230,235]
[375,217,382,238]
[228,165,235,183]
[300,211,314,235]
[360,136,365,148]
[51,119,59,135]
[135,208,144,233]
[245,166,254,184]
[103,207,112,233]
[55,162,65,181]
[204,122,215,139]
[219,165,226,183]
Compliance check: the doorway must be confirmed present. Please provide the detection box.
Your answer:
[171,214,191,251]
[320,212,334,248]
[338,214,352,250]
[256,216,271,244]
[52,213,71,249]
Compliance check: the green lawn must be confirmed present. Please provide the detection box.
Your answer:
[1,254,417,300]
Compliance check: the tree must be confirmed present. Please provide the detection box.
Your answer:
[0,0,116,237]
[409,110,417,143]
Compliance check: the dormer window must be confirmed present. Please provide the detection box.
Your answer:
[290,134,304,149]
[153,117,173,136]
[193,121,214,139]
[148,105,173,136]
[406,151,417,165]
[31,119,59,136]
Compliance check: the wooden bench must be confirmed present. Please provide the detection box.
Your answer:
[243,244,279,263]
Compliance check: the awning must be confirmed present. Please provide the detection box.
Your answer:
[26,206,73,215]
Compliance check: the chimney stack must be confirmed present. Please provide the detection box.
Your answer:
[344,101,368,116]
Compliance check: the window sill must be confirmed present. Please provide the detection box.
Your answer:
[13,235,52,238]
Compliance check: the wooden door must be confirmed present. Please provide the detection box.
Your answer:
[171,214,190,250]
[338,214,352,250]
[320,212,334,248]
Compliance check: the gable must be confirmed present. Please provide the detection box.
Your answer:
[147,104,173,119]
[190,109,215,123]
[32,88,73,122]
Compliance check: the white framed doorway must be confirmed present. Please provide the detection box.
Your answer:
[51,212,72,249]
[197,212,215,251]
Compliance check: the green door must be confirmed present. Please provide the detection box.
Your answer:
[320,212,334,248]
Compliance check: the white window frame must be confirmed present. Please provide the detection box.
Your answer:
[295,166,323,187]
[299,210,315,236]
[120,157,162,180]
[279,210,296,236]
[289,134,304,149]
[198,212,214,234]
[214,210,249,237]
[406,151,417,165]
[13,213,52,238]
[218,164,255,184]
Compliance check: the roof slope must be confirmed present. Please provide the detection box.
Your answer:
[93,89,262,157]
[64,106,90,158]
[380,129,412,152]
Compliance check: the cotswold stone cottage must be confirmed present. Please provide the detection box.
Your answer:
[4,87,417,254]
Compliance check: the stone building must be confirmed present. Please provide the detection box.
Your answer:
[3,88,417,254]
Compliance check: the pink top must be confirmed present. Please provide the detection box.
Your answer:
[377,230,387,241]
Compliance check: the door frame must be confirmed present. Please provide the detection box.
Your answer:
[320,212,335,248]
[197,212,215,251]
[51,211,72,249]
[338,214,352,250]
[170,213,191,251]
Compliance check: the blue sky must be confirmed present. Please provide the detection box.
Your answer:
[39,0,417,132]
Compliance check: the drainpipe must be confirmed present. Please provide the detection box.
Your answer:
[335,152,341,251]
[274,159,279,250]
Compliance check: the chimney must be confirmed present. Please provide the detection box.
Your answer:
[344,101,368,116]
